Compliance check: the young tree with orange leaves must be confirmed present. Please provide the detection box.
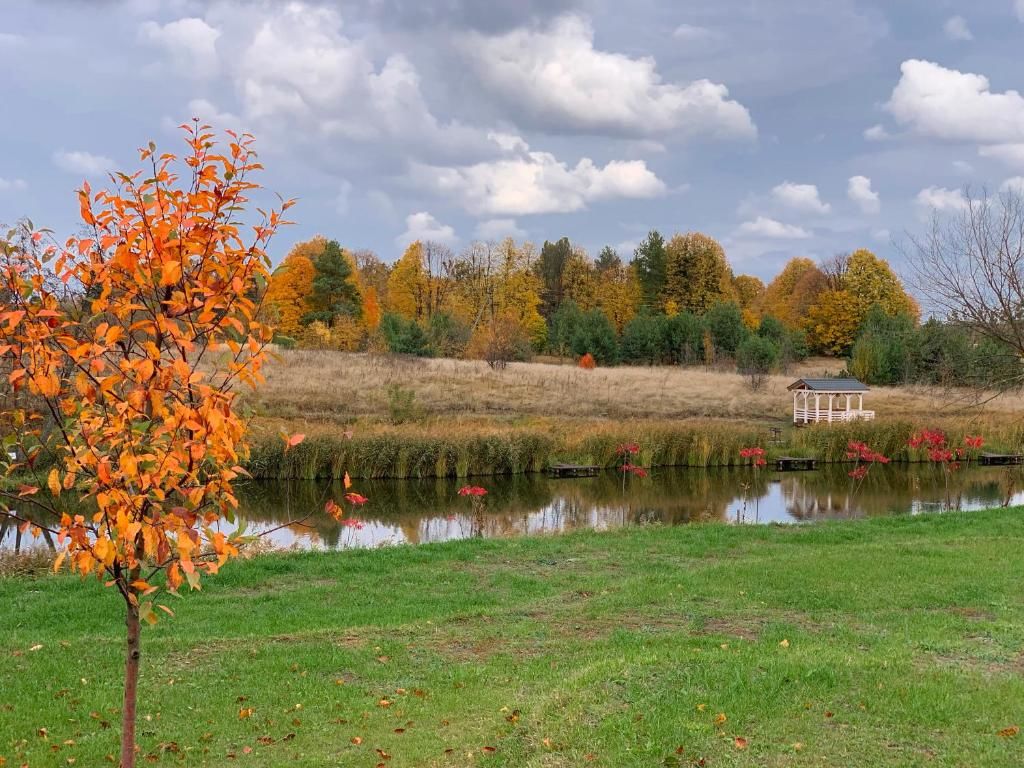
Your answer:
[0,125,361,768]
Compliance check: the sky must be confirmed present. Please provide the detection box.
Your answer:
[2,0,1024,279]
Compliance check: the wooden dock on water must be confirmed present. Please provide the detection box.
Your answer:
[979,452,1024,466]
[774,456,817,472]
[546,463,601,478]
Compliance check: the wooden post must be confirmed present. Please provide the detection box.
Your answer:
[803,391,810,423]
[845,394,851,419]
[827,394,834,423]
[858,393,863,413]
[792,390,798,423]
[814,393,820,422]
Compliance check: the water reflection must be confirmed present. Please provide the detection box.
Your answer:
[3,464,1022,553]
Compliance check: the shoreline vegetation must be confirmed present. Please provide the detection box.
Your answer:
[4,508,1024,766]
[242,352,1024,480]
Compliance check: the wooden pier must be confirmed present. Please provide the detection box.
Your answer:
[546,463,601,478]
[979,452,1024,466]
[774,456,817,472]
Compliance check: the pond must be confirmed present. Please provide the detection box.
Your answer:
[6,464,1017,553]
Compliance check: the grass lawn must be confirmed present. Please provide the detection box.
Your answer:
[3,510,1024,766]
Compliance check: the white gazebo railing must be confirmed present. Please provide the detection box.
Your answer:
[788,378,874,425]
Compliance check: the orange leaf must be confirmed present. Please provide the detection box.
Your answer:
[17,484,39,497]
[998,725,1020,738]
[734,737,748,750]
[47,468,61,497]
[343,471,352,490]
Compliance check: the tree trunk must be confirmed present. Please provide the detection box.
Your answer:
[120,602,141,768]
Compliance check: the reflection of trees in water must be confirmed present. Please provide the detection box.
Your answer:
[9,465,1013,553]
[779,464,1013,520]
[232,469,752,548]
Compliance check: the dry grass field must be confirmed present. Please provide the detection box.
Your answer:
[244,350,1020,433]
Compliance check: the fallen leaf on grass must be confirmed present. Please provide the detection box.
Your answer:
[998,725,1020,738]
[713,713,727,726]
[734,737,748,750]
[350,737,363,745]
[238,708,254,719]
[779,639,790,648]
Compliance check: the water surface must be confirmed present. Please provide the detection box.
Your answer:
[3,464,1021,553]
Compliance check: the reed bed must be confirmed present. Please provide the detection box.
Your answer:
[245,417,1024,480]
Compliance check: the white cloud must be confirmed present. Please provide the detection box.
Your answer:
[396,212,457,247]
[915,186,968,213]
[1017,0,1024,22]
[1000,176,1024,195]
[461,15,755,139]
[847,175,880,214]
[411,137,666,216]
[943,16,973,41]
[952,160,974,174]
[139,17,220,76]
[235,2,486,158]
[979,143,1024,167]
[0,177,26,192]
[474,218,526,240]
[736,216,811,239]
[872,228,891,242]
[886,59,1024,144]
[771,181,830,214]
[52,150,115,176]
[863,124,890,141]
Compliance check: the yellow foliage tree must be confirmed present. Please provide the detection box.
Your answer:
[663,232,737,314]
[387,241,427,319]
[362,286,382,330]
[803,289,863,355]
[595,263,641,332]
[266,246,316,337]
[762,257,826,329]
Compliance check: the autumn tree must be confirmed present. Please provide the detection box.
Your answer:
[803,288,864,355]
[663,232,737,314]
[387,241,427,319]
[352,249,390,307]
[0,127,359,767]
[733,274,765,327]
[632,229,667,308]
[594,261,641,333]
[536,236,572,317]
[762,257,826,329]
[265,243,317,338]
[562,246,599,311]
[302,239,362,327]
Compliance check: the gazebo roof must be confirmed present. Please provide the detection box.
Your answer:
[787,377,869,392]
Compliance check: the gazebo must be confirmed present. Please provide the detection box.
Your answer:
[788,377,873,424]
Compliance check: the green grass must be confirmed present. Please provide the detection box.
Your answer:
[3,510,1024,766]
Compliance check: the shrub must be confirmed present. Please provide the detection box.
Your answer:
[428,312,470,358]
[386,383,421,424]
[620,312,663,364]
[571,308,618,364]
[705,301,748,356]
[579,352,596,369]
[737,335,780,390]
[380,312,433,356]
[467,313,531,369]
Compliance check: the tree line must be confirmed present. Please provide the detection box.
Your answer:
[264,229,1018,388]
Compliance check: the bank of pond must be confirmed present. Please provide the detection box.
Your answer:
[246,418,1024,480]
[7,463,1019,554]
